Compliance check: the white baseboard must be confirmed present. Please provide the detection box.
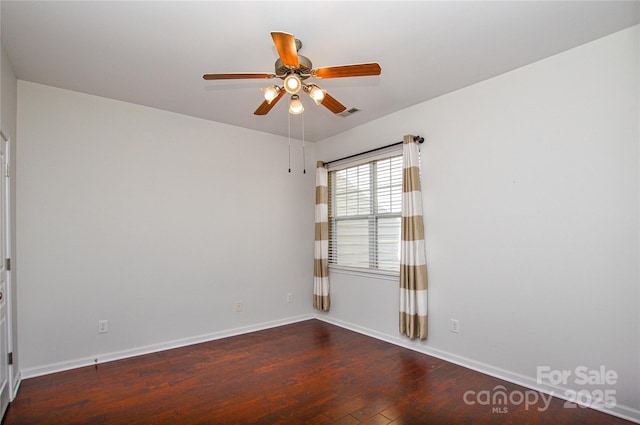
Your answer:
[314,314,640,425]
[20,314,314,380]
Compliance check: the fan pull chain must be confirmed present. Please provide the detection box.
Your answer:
[288,112,291,173]
[302,112,306,174]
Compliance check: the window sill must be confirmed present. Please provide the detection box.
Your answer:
[328,265,399,282]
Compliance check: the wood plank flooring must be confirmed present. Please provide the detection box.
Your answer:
[2,319,634,424]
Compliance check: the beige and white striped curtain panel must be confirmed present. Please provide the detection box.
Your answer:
[313,161,330,311]
[400,135,428,340]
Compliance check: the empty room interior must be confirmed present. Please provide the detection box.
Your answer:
[0,1,639,424]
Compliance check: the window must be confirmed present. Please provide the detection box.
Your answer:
[328,153,403,272]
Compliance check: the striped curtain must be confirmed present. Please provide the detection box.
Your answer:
[399,135,428,339]
[313,161,330,311]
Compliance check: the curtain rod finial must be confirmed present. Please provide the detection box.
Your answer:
[414,135,424,144]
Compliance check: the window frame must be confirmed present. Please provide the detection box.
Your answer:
[327,146,403,278]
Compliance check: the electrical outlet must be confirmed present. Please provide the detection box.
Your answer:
[235,301,243,312]
[287,293,293,303]
[98,320,108,334]
[450,319,460,333]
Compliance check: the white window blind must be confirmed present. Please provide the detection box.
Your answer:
[328,152,403,272]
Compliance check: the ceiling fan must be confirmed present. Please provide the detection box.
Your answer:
[203,32,381,116]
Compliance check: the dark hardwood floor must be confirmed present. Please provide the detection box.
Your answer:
[2,319,634,424]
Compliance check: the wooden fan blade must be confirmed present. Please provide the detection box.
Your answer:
[254,89,286,115]
[203,73,275,80]
[321,92,347,114]
[313,63,381,79]
[271,32,299,68]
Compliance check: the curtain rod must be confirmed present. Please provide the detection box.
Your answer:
[325,135,424,165]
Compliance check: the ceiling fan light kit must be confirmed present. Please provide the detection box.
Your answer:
[261,85,281,104]
[202,31,381,116]
[306,84,326,105]
[288,95,304,115]
[283,74,302,94]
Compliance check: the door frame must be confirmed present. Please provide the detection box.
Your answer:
[0,131,15,402]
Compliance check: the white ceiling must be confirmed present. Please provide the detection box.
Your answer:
[2,1,639,142]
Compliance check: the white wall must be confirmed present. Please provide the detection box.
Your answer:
[16,82,315,375]
[316,26,639,421]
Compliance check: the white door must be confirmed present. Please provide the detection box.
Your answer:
[0,136,9,417]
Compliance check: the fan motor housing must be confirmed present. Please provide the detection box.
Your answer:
[275,55,313,80]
